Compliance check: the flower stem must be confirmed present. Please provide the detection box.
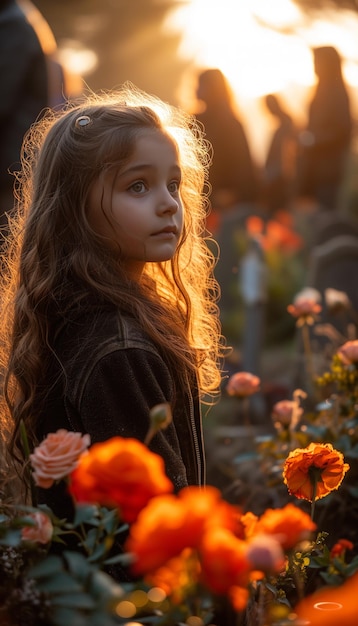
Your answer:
[301,323,315,393]
[309,466,319,521]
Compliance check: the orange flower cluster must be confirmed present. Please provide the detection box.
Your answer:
[125,487,316,612]
[295,571,358,626]
[246,214,303,254]
[330,538,354,559]
[283,442,350,502]
[251,503,316,550]
[69,436,173,522]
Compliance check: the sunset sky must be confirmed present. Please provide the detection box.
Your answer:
[33,0,358,164]
[165,0,358,160]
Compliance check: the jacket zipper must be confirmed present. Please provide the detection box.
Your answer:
[187,382,204,487]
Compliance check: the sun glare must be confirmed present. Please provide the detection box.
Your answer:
[165,0,358,161]
[165,0,358,99]
[165,0,314,99]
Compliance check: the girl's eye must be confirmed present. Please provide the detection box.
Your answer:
[130,181,146,193]
[168,180,180,193]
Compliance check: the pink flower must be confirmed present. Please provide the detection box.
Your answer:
[30,429,91,488]
[325,288,351,313]
[246,534,285,573]
[226,372,260,397]
[337,340,358,365]
[287,288,321,326]
[271,391,305,430]
[271,400,296,427]
[21,511,53,544]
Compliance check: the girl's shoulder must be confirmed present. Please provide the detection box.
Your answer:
[55,303,159,361]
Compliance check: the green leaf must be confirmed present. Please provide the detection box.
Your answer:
[38,572,83,594]
[63,550,93,579]
[87,570,124,603]
[51,592,96,609]
[104,552,134,566]
[82,527,98,552]
[51,606,88,626]
[73,505,99,527]
[101,508,120,534]
[0,528,22,546]
[346,555,358,576]
[29,555,63,579]
[87,541,107,563]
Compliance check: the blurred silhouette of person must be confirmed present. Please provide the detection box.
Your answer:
[262,93,298,214]
[297,46,352,210]
[194,68,258,224]
[0,0,79,234]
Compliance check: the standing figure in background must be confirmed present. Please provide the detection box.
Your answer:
[297,46,352,211]
[0,0,47,223]
[0,0,79,233]
[194,68,258,224]
[262,94,297,215]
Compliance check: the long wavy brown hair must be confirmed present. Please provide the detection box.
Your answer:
[0,83,224,484]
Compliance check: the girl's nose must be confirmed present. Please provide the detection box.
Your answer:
[157,188,179,214]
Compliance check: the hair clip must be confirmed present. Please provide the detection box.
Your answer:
[75,115,92,129]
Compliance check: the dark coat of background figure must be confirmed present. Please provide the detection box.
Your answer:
[0,0,72,233]
[0,0,47,223]
[297,46,352,210]
[194,68,258,216]
[262,93,298,214]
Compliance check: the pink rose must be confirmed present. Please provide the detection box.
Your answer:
[287,299,321,317]
[287,288,321,324]
[21,511,53,544]
[226,372,260,397]
[272,400,301,427]
[30,429,91,488]
[337,340,358,365]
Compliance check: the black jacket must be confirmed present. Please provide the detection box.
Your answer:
[36,303,206,519]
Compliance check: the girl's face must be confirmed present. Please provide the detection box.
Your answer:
[87,129,184,278]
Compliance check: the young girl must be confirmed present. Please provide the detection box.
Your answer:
[0,84,223,511]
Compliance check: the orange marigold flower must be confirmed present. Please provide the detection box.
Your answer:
[199,527,251,596]
[283,442,350,502]
[146,548,200,604]
[254,503,316,550]
[69,437,173,523]
[295,571,358,626]
[125,486,239,575]
[226,372,260,397]
[330,539,354,558]
[337,340,358,365]
[228,585,249,612]
[239,511,259,539]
